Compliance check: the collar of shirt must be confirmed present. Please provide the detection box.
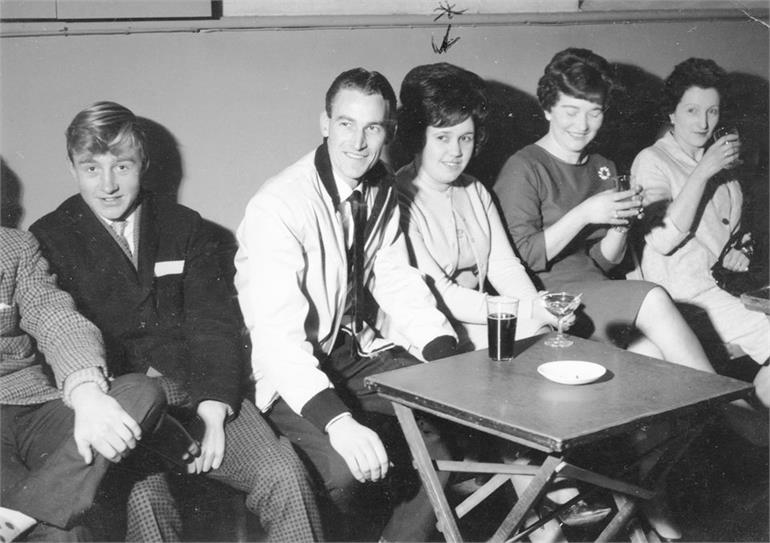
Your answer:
[335,177,364,248]
[335,176,362,205]
[102,207,139,254]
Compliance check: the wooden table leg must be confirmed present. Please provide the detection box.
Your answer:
[597,422,704,543]
[490,455,562,543]
[596,496,639,543]
[392,402,463,543]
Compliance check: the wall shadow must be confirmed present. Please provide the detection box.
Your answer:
[594,63,665,174]
[138,117,184,204]
[1,158,24,228]
[723,72,769,259]
[138,116,240,269]
[467,80,546,189]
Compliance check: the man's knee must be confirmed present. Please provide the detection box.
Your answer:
[125,473,181,542]
[322,454,359,506]
[109,374,166,431]
[128,473,175,509]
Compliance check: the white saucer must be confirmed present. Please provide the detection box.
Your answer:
[537,360,606,385]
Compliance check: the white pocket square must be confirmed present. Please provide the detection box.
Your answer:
[0,302,11,310]
[154,260,185,277]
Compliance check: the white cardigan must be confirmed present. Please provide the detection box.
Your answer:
[395,163,545,350]
[235,150,455,414]
[630,131,742,300]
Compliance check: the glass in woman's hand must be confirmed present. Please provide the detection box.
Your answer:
[542,292,581,348]
[711,126,743,169]
[612,174,644,222]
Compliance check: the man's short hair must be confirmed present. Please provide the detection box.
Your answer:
[324,68,397,122]
[66,101,148,170]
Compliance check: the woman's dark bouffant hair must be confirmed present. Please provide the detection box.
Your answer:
[537,48,619,112]
[396,62,488,157]
[660,58,727,116]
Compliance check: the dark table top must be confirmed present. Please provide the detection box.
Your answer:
[366,333,753,453]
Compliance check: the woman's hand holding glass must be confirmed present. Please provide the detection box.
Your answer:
[533,296,575,330]
[541,292,582,348]
[699,130,741,178]
[713,126,743,169]
[579,188,643,228]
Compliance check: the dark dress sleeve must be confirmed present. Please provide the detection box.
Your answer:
[495,153,549,272]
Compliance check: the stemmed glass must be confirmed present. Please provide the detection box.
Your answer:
[542,292,582,348]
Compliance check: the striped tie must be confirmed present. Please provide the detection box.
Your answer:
[111,220,133,258]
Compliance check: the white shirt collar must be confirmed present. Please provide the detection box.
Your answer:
[335,177,362,205]
[102,207,138,254]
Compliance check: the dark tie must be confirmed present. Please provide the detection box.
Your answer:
[347,190,366,335]
[111,220,133,259]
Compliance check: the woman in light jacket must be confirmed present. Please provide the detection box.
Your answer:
[631,57,770,403]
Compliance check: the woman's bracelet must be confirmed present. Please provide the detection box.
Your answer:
[611,225,629,234]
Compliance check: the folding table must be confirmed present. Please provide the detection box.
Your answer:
[365,333,753,542]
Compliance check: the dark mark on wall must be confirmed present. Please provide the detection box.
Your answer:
[432,23,460,54]
[433,1,467,21]
[431,2,465,54]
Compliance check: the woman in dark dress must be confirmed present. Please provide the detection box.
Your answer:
[496,46,767,540]
[495,47,714,373]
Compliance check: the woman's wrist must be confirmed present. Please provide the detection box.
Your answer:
[687,167,712,188]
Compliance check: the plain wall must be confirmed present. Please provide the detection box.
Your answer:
[1,18,768,232]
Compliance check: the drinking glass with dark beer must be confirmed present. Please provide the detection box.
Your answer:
[487,296,519,361]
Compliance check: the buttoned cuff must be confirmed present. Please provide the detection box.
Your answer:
[301,388,350,432]
[62,367,110,408]
[324,412,353,433]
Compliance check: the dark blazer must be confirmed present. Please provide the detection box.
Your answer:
[31,194,245,411]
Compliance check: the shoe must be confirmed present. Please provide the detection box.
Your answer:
[641,496,682,540]
[141,413,201,470]
[450,474,491,497]
[540,496,612,527]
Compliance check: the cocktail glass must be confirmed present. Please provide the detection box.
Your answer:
[542,292,582,348]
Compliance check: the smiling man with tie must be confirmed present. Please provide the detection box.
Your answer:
[30,101,321,542]
[235,68,459,542]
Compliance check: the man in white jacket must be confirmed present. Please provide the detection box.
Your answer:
[235,68,459,541]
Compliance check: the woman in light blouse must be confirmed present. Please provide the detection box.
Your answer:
[394,62,560,353]
[631,57,770,406]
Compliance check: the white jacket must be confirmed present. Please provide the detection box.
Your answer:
[235,147,455,414]
[629,131,742,300]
